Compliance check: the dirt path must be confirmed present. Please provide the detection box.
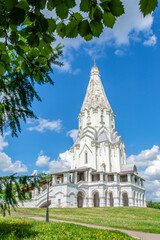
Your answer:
[11,211,160,240]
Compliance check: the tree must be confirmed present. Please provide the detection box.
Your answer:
[0,0,158,215]
[0,173,47,216]
[0,0,158,137]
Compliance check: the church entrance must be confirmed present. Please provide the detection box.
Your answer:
[77,192,84,208]
[93,192,99,207]
[122,192,129,206]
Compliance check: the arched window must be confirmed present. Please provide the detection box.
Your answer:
[85,151,88,164]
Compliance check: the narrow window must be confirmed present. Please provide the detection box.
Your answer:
[85,151,88,164]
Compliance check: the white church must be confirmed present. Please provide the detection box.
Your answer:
[21,64,146,208]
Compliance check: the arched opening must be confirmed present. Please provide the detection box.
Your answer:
[133,191,135,206]
[122,192,129,206]
[93,192,99,207]
[109,192,114,207]
[105,191,107,206]
[136,193,138,206]
[77,192,84,208]
[39,200,51,208]
[142,194,144,207]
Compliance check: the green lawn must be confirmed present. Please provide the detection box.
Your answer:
[15,207,160,233]
[0,216,134,240]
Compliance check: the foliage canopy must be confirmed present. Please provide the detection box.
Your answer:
[0,0,158,137]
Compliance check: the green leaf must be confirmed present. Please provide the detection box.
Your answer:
[5,0,18,11]
[43,33,54,43]
[56,23,66,38]
[103,12,116,28]
[16,1,30,11]
[56,3,69,19]
[78,20,90,37]
[39,0,47,9]
[47,0,56,11]
[108,0,124,17]
[27,34,39,47]
[66,21,78,38]
[80,0,91,12]
[93,7,103,22]
[0,43,6,51]
[90,20,103,37]
[84,33,93,41]
[48,19,56,33]
[0,66,6,76]
[9,7,26,25]
[38,15,49,33]
[65,0,76,8]
[100,1,110,11]
[140,0,158,16]
[69,13,83,22]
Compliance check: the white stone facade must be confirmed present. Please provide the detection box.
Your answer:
[20,65,146,208]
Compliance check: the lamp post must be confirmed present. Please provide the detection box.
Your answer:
[46,175,50,222]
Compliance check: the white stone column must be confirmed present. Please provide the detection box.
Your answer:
[88,169,92,182]
[119,192,123,207]
[100,173,104,182]
[127,174,131,183]
[113,188,119,207]
[63,173,70,184]
[74,172,77,184]
[132,175,135,184]
[88,197,93,207]
[84,171,88,182]
[52,175,56,185]
[107,192,110,207]
[105,174,108,182]
[100,196,105,207]
[114,173,118,183]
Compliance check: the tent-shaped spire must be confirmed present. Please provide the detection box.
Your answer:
[81,64,112,112]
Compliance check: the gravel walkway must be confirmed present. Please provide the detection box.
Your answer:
[11,211,160,240]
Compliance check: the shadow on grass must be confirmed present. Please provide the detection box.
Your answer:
[0,221,38,239]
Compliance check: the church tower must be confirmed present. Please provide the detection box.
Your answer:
[21,63,146,209]
[71,64,126,172]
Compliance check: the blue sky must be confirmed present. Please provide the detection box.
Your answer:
[0,0,160,201]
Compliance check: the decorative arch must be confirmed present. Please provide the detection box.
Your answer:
[101,163,106,172]
[122,191,129,206]
[93,191,99,207]
[77,191,84,208]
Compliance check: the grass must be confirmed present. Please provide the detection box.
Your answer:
[0,216,134,240]
[15,207,160,233]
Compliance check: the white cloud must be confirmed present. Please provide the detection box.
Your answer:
[0,152,27,173]
[36,153,50,167]
[115,49,124,56]
[0,132,10,151]
[127,145,159,167]
[31,169,38,176]
[49,150,71,173]
[143,35,157,46]
[0,132,27,173]
[67,129,78,142]
[53,0,156,70]
[27,118,62,133]
[35,150,71,174]
[127,145,160,201]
